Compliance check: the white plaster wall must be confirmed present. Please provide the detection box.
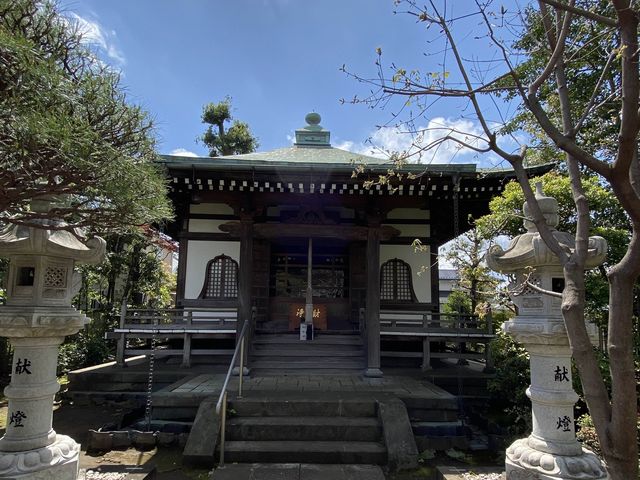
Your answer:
[387,208,430,220]
[188,219,229,233]
[185,240,240,299]
[389,224,430,238]
[385,207,430,238]
[380,244,432,303]
[190,203,234,215]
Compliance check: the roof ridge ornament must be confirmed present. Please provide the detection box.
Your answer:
[294,112,331,147]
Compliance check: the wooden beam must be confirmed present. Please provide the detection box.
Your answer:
[220,221,400,241]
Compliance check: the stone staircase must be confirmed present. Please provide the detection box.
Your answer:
[249,333,365,375]
[221,395,388,465]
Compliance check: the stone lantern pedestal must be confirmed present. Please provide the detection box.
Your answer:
[0,200,105,479]
[486,184,608,480]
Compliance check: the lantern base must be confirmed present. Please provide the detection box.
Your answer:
[506,438,607,479]
[0,434,79,479]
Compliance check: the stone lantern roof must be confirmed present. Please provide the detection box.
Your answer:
[0,197,105,264]
[486,183,607,272]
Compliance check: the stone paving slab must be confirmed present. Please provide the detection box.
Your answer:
[210,463,385,480]
[166,374,454,399]
[78,464,155,480]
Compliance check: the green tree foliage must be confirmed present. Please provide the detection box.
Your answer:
[500,1,620,166]
[59,230,175,373]
[0,0,172,232]
[477,171,634,328]
[487,326,532,437]
[442,289,472,316]
[444,227,502,313]
[200,97,258,157]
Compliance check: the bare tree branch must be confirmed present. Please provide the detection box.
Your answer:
[539,0,618,26]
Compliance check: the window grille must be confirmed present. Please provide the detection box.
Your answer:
[380,258,417,302]
[199,255,239,299]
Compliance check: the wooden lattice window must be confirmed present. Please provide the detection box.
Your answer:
[199,255,239,299]
[380,258,417,303]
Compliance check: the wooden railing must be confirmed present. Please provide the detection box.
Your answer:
[374,309,495,371]
[380,310,492,336]
[106,306,238,367]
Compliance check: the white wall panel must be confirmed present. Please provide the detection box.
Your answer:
[190,203,234,215]
[387,208,430,220]
[380,244,432,303]
[188,219,229,233]
[185,240,240,299]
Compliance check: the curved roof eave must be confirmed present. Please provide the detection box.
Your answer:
[158,151,555,180]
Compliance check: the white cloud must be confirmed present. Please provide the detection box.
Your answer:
[336,117,516,169]
[169,148,199,157]
[69,13,126,65]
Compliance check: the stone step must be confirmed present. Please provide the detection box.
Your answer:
[411,420,466,436]
[251,348,364,357]
[227,416,381,442]
[400,394,460,412]
[228,397,377,417]
[64,391,148,406]
[407,408,460,422]
[152,406,198,421]
[223,440,387,464]
[251,357,365,370]
[253,335,362,346]
[211,463,386,480]
[249,368,364,376]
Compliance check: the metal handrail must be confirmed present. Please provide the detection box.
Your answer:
[215,318,250,467]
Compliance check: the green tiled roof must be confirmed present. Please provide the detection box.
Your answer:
[167,145,388,165]
[161,112,483,173]
[158,148,478,174]
[159,113,559,176]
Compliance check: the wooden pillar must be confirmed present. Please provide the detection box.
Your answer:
[365,225,383,377]
[304,237,313,325]
[116,302,127,367]
[176,222,189,306]
[236,215,253,373]
[430,246,440,309]
[181,310,193,368]
[421,337,432,371]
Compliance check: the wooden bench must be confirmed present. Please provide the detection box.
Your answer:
[106,307,239,367]
[378,309,494,371]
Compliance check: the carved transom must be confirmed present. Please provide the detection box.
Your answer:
[44,266,66,288]
[284,207,336,225]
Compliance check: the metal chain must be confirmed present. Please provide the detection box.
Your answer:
[144,317,157,431]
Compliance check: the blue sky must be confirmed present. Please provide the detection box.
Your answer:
[61,0,521,168]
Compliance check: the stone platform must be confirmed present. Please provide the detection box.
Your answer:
[210,463,385,480]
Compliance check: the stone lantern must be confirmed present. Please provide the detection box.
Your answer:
[486,184,608,480]
[0,198,105,479]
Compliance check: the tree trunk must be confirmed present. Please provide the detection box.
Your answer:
[602,250,640,480]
